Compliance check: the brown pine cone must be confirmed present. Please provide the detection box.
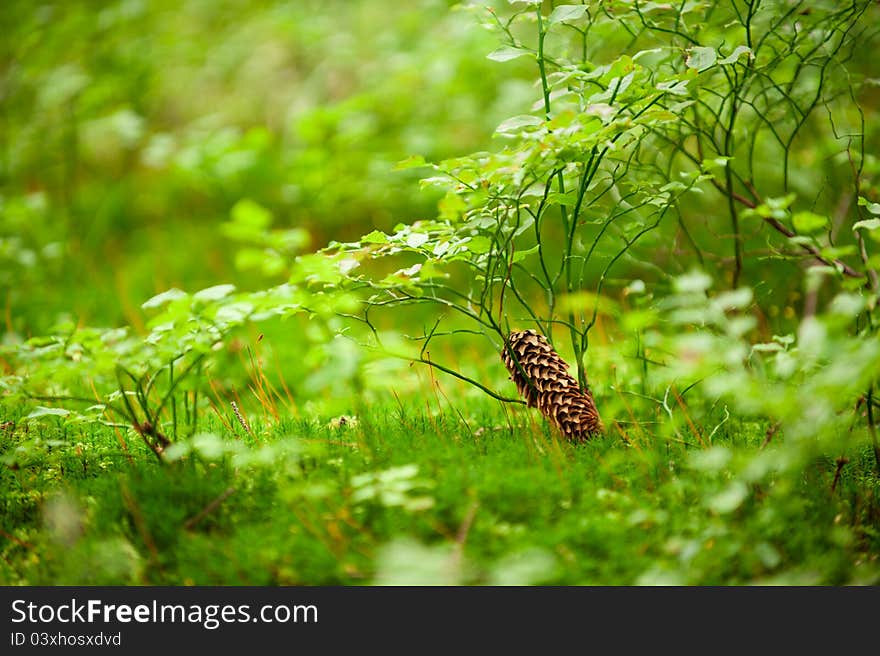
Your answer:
[502,329,602,440]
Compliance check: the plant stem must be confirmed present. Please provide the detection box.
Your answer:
[170,359,177,440]
[408,354,525,405]
[536,6,572,349]
[868,384,880,475]
[724,75,744,288]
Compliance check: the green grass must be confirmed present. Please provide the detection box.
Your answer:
[2,397,877,586]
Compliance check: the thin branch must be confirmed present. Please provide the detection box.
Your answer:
[184,486,237,530]
[407,353,525,405]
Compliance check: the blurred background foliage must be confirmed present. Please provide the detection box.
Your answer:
[1,0,877,343]
[1,0,531,334]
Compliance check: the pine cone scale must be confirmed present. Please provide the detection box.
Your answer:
[502,329,602,441]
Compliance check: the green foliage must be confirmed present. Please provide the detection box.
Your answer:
[2,0,880,585]
[304,0,880,399]
[1,406,877,585]
[0,0,522,334]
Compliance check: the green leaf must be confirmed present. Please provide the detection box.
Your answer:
[585,102,615,122]
[405,233,429,249]
[235,248,284,276]
[466,236,492,254]
[622,309,658,331]
[418,261,446,280]
[339,258,359,276]
[701,157,730,172]
[438,192,466,221]
[546,191,579,206]
[689,446,732,472]
[625,279,646,295]
[290,253,344,287]
[674,270,712,293]
[395,263,422,278]
[193,284,236,302]
[829,292,865,317]
[752,342,784,352]
[685,46,716,71]
[548,4,589,24]
[487,46,531,63]
[633,48,664,62]
[27,406,71,419]
[361,230,389,244]
[394,155,428,171]
[660,181,687,193]
[713,288,753,310]
[853,218,880,232]
[230,198,272,229]
[792,211,828,234]
[192,433,228,460]
[511,244,540,263]
[142,288,188,310]
[163,442,191,462]
[819,245,855,259]
[214,301,254,325]
[768,194,797,210]
[755,543,781,569]
[857,197,880,215]
[656,79,690,95]
[495,114,543,135]
[707,481,748,514]
[718,46,751,65]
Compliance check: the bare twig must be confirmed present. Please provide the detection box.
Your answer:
[761,421,781,450]
[184,486,237,531]
[133,421,169,464]
[830,457,849,494]
[449,501,479,579]
[120,483,161,566]
[408,353,525,405]
[868,385,880,475]
[0,528,34,550]
[719,183,864,279]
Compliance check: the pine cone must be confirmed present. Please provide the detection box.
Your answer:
[502,329,602,440]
